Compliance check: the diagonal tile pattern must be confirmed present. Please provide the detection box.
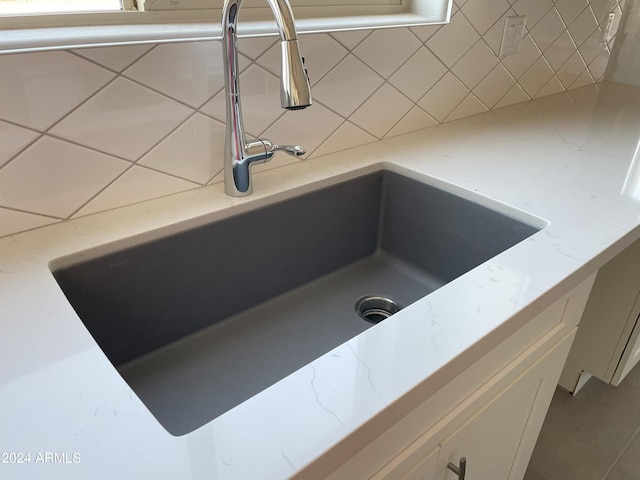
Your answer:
[0,0,627,237]
[123,41,226,108]
[0,137,129,218]
[0,120,39,168]
[0,51,114,131]
[50,78,193,161]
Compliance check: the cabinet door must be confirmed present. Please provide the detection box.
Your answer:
[400,448,438,480]
[370,440,439,480]
[612,313,640,385]
[434,332,573,480]
[559,240,640,391]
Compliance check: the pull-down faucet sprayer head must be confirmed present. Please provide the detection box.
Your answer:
[280,38,312,110]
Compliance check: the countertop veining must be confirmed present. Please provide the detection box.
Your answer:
[2,81,640,479]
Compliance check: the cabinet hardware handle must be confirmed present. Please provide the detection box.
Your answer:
[447,457,466,479]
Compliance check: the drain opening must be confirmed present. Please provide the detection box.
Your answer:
[355,295,403,324]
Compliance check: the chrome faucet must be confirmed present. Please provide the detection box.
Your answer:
[221,0,312,197]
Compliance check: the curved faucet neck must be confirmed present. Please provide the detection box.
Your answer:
[223,0,299,42]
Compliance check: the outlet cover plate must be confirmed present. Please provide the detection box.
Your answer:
[500,15,526,57]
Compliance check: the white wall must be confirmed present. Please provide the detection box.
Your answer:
[0,0,626,238]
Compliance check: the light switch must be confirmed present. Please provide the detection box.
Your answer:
[499,16,526,57]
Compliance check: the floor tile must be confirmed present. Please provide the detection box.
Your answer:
[616,431,640,478]
[523,465,552,480]
[529,364,640,480]
[605,467,639,480]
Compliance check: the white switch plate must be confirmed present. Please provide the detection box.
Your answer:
[499,15,526,57]
[601,12,616,42]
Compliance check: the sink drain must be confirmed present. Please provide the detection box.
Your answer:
[355,295,403,324]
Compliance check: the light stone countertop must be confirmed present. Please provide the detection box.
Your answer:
[2,81,640,479]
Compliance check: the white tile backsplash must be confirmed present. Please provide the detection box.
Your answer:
[555,0,591,26]
[0,0,626,237]
[312,121,377,158]
[75,165,197,217]
[202,64,284,137]
[544,30,577,71]
[312,55,384,117]
[518,57,556,97]
[427,11,481,67]
[447,93,489,122]
[123,41,225,108]
[460,0,511,34]
[501,34,542,79]
[0,51,114,130]
[349,83,414,138]
[0,137,128,218]
[0,208,58,237]
[329,30,370,50]
[567,6,600,46]
[386,106,438,137]
[0,121,39,168]
[418,71,470,121]
[262,102,343,156]
[530,8,567,53]
[450,40,500,89]
[50,77,193,161]
[556,51,591,88]
[495,83,530,108]
[297,34,348,85]
[474,64,517,108]
[512,0,554,28]
[352,28,422,79]
[139,113,226,184]
[73,44,153,72]
[388,46,447,102]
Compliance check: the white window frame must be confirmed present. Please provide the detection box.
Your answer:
[0,0,452,54]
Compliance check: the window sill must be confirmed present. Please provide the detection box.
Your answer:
[0,5,450,54]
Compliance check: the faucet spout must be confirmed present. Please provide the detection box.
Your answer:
[222,0,312,197]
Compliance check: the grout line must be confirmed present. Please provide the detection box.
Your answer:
[41,74,120,135]
[0,131,44,174]
[328,29,374,53]
[66,162,135,219]
[118,43,157,72]
[45,132,134,164]
[120,73,203,111]
[382,104,437,141]
[69,180,204,221]
[63,161,201,220]
[455,1,510,41]
[304,117,348,159]
[255,106,286,139]
[0,205,63,221]
[0,73,121,173]
[68,43,157,74]
[529,465,554,480]
[600,425,640,480]
[131,109,198,164]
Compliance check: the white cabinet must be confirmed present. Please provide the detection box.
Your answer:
[434,331,572,480]
[323,276,594,480]
[373,445,439,480]
[559,239,640,393]
[613,317,640,384]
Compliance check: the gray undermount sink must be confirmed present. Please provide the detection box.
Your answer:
[52,169,543,436]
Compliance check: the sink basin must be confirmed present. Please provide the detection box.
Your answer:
[52,169,543,436]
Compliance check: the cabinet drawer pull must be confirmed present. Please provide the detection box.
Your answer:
[447,457,466,479]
